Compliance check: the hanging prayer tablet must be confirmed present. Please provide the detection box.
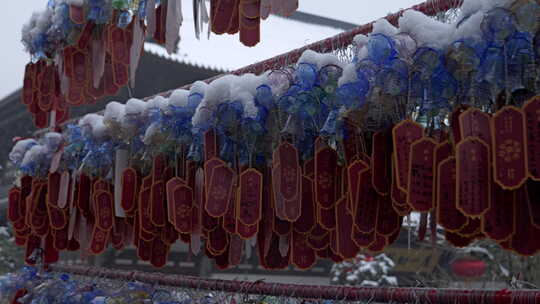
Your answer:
[291,230,316,269]
[347,159,369,214]
[492,106,527,189]
[391,157,408,208]
[94,190,114,231]
[456,137,491,217]
[293,176,316,234]
[150,181,166,227]
[315,146,338,209]
[121,168,139,214]
[317,204,336,231]
[407,137,436,212]
[166,176,185,224]
[77,22,95,50]
[228,234,244,266]
[526,179,540,229]
[204,129,218,161]
[334,197,359,259]
[367,233,388,253]
[392,119,424,192]
[47,203,67,231]
[150,237,169,268]
[223,193,236,234]
[352,226,375,248]
[8,187,22,224]
[211,0,237,34]
[437,157,468,232]
[171,185,193,234]
[238,169,262,226]
[278,142,301,201]
[89,226,108,255]
[137,238,153,261]
[206,165,235,217]
[208,225,229,254]
[237,220,257,239]
[482,184,515,241]
[239,0,261,47]
[22,63,35,106]
[460,107,493,147]
[304,158,315,178]
[372,129,393,195]
[376,196,401,236]
[354,169,378,233]
[524,96,540,180]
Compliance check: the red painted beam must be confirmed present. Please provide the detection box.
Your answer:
[51,265,539,304]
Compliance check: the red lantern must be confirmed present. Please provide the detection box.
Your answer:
[451,258,487,278]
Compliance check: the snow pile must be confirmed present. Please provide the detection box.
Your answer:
[331,253,398,287]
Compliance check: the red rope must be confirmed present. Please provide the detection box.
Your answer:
[51,265,540,304]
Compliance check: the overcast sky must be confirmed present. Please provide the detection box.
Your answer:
[0,0,424,99]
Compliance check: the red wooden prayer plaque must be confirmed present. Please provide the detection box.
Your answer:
[204,129,218,162]
[150,181,166,227]
[223,193,236,234]
[391,156,408,207]
[94,190,114,231]
[317,205,336,231]
[334,197,359,259]
[137,238,153,261]
[510,190,540,256]
[352,226,375,248]
[482,184,515,241]
[237,221,258,239]
[392,119,424,192]
[293,176,316,234]
[206,165,235,217]
[315,146,338,208]
[367,233,388,253]
[376,196,401,236]
[211,0,238,34]
[48,172,61,207]
[89,226,108,255]
[77,21,95,49]
[172,185,193,234]
[407,137,437,212]
[208,225,229,254]
[228,234,244,266]
[526,179,540,229]
[492,106,528,190]
[121,167,139,214]
[347,159,369,214]
[278,142,300,201]
[456,137,491,217]
[372,129,393,195]
[150,238,169,268]
[291,230,316,269]
[238,169,262,226]
[354,169,379,233]
[459,107,492,147]
[22,63,35,105]
[8,187,22,224]
[524,96,540,180]
[437,157,468,231]
[47,204,67,230]
[166,177,185,225]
